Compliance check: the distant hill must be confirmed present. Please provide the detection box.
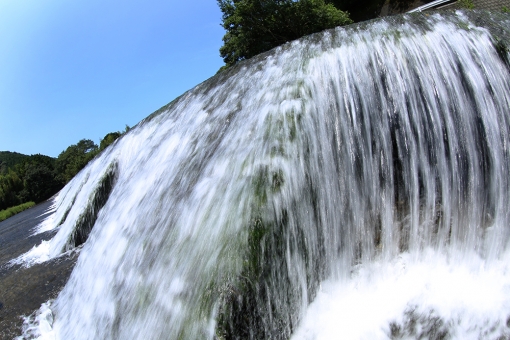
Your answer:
[0,151,55,175]
[0,151,30,174]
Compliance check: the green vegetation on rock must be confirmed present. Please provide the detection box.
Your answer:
[458,0,475,9]
[65,161,118,250]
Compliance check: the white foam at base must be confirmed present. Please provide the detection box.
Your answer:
[23,249,510,340]
[292,249,510,339]
[8,241,51,268]
[16,301,55,340]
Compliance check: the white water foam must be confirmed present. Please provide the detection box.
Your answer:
[8,241,51,268]
[293,249,510,339]
[7,199,60,269]
[16,301,56,340]
[24,249,510,340]
[31,199,58,236]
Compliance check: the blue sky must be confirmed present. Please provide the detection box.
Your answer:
[0,1,225,157]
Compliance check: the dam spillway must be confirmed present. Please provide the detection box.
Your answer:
[13,10,510,340]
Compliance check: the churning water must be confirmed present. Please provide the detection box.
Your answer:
[16,10,510,340]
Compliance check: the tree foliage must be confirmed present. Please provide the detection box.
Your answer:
[55,139,98,184]
[0,155,60,210]
[22,162,61,203]
[218,0,352,67]
[0,151,30,175]
[0,169,23,209]
[99,132,122,152]
[327,0,386,22]
[0,128,126,213]
[55,130,124,184]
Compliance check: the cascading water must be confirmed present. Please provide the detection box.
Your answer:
[16,10,510,339]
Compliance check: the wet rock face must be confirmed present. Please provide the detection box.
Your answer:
[0,201,78,339]
[0,253,78,339]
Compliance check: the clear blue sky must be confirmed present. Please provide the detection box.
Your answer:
[0,1,225,157]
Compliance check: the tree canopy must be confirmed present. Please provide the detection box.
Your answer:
[0,154,60,210]
[0,151,30,175]
[56,130,125,184]
[55,139,99,184]
[0,129,126,212]
[218,0,352,67]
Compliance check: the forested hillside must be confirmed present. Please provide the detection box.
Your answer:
[0,152,30,174]
[0,129,126,212]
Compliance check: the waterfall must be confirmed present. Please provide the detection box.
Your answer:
[18,10,510,339]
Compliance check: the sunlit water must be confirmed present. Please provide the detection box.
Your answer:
[15,11,510,339]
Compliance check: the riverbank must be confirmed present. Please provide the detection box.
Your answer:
[0,202,36,223]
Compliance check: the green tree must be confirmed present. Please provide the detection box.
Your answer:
[56,139,98,184]
[0,153,63,209]
[99,132,122,152]
[15,154,60,203]
[0,169,23,210]
[218,0,352,67]
[22,162,61,203]
[0,127,128,216]
[0,151,30,175]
